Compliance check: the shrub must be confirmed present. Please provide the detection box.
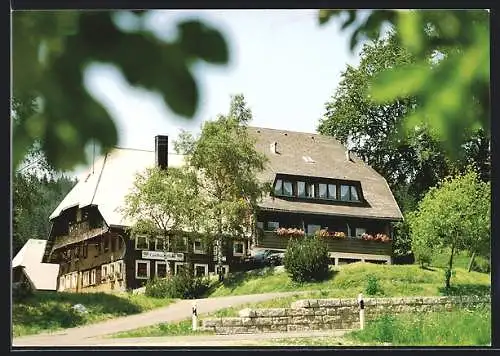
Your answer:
[145,267,210,299]
[365,274,382,296]
[470,257,490,273]
[283,236,330,283]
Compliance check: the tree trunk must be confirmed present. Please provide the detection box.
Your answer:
[467,251,476,272]
[217,215,224,282]
[445,245,455,289]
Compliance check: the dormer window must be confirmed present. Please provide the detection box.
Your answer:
[297,181,306,197]
[318,184,327,199]
[283,181,293,196]
[274,179,283,195]
[306,183,315,198]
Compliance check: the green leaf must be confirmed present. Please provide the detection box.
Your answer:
[177,20,229,64]
[397,11,423,55]
[318,9,338,25]
[370,63,431,102]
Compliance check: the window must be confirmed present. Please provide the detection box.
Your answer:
[58,276,65,291]
[155,237,167,251]
[101,264,108,282]
[274,179,283,195]
[155,261,168,278]
[111,236,117,252]
[82,244,88,259]
[306,183,315,198]
[90,269,96,285]
[233,241,245,256]
[319,184,327,198]
[307,224,321,234]
[194,264,208,277]
[135,235,149,250]
[135,260,150,279]
[193,239,205,254]
[82,271,90,287]
[103,235,109,252]
[118,236,123,250]
[297,181,306,197]
[65,275,71,289]
[355,228,366,238]
[328,184,337,200]
[109,262,115,277]
[215,265,230,276]
[267,221,279,231]
[340,185,350,201]
[350,186,360,201]
[174,262,188,275]
[283,181,293,196]
[172,236,188,252]
[257,221,264,229]
[72,273,78,289]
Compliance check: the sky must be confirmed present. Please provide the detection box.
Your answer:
[77,10,361,174]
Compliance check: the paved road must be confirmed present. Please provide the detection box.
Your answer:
[17,330,350,347]
[12,291,314,347]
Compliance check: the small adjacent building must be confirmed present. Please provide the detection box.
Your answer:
[43,126,402,293]
[13,239,60,291]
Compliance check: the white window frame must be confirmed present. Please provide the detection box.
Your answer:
[65,274,71,289]
[90,269,96,285]
[82,271,90,287]
[135,235,149,250]
[215,264,230,276]
[101,264,108,282]
[155,261,168,279]
[135,260,150,279]
[59,276,65,291]
[355,228,366,239]
[193,239,205,254]
[194,263,208,277]
[174,262,189,275]
[233,241,245,256]
[71,273,78,289]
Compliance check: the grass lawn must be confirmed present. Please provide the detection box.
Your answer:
[110,319,214,338]
[207,260,490,300]
[12,291,176,337]
[348,305,491,346]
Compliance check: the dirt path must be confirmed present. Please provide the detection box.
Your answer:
[12,291,314,347]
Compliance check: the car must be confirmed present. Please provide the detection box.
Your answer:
[245,249,284,267]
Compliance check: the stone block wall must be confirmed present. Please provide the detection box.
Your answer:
[201,295,490,334]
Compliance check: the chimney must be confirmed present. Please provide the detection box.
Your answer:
[346,149,351,161]
[155,135,168,169]
[270,141,278,154]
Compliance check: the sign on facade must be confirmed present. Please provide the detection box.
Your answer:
[142,251,184,261]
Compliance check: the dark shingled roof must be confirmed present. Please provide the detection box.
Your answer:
[248,126,403,221]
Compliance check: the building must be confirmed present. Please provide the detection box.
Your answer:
[43,127,402,293]
[13,239,60,292]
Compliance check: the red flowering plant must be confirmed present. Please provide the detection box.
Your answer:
[315,229,346,239]
[275,227,305,237]
[361,232,391,243]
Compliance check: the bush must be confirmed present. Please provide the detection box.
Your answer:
[365,274,383,296]
[470,257,490,273]
[283,236,330,283]
[145,267,210,299]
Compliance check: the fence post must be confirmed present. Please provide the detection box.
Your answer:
[192,301,198,331]
[358,293,365,330]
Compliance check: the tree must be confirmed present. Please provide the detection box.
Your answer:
[13,144,76,254]
[318,9,489,158]
[12,11,229,170]
[122,166,203,262]
[408,170,490,288]
[179,94,269,281]
[318,32,452,202]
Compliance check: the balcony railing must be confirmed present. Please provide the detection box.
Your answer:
[255,230,392,256]
[53,220,108,250]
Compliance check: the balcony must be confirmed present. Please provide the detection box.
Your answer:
[255,230,392,256]
[53,220,108,250]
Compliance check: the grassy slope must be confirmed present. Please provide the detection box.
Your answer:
[207,261,490,298]
[12,291,176,337]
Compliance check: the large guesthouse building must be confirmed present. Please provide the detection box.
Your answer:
[42,127,402,293]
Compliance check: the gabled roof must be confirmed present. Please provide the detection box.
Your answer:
[49,126,402,230]
[49,148,185,227]
[248,127,403,220]
[12,239,60,290]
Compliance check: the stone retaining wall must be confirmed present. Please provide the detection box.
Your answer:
[201,295,490,334]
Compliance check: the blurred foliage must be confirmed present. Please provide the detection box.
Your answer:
[318,9,489,157]
[12,11,229,170]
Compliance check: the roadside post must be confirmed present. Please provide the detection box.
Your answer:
[358,293,365,330]
[192,301,198,331]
